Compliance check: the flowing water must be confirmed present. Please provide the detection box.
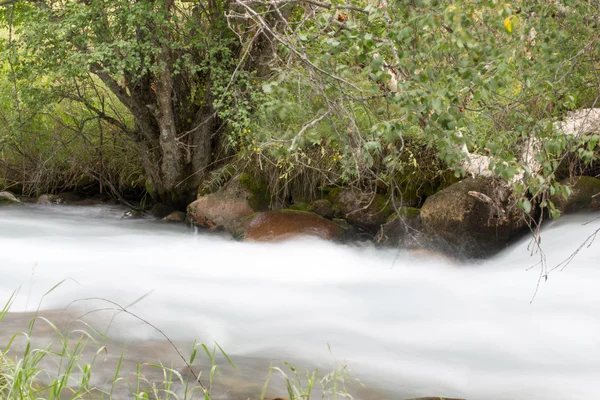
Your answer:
[1,204,600,399]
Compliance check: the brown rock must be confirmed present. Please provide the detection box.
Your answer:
[162,211,186,223]
[241,210,342,242]
[188,175,264,232]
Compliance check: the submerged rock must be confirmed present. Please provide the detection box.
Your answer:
[240,210,342,242]
[0,191,21,205]
[122,209,143,219]
[552,176,600,214]
[188,174,268,232]
[420,177,527,259]
[162,211,186,223]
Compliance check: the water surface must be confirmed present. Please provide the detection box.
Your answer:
[1,204,599,399]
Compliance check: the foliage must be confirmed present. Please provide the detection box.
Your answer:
[1,0,600,210]
[231,0,600,210]
[0,0,258,204]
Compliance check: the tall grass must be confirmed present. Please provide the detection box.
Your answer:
[0,289,358,400]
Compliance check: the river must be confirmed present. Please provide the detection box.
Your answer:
[1,204,599,399]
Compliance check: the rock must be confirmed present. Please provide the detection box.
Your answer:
[308,199,335,219]
[150,203,173,219]
[162,211,186,223]
[378,207,422,246]
[37,194,63,205]
[406,248,454,263]
[122,209,143,219]
[328,188,391,233]
[0,191,22,205]
[240,210,342,242]
[188,174,268,232]
[37,192,83,205]
[420,177,527,259]
[552,176,600,214]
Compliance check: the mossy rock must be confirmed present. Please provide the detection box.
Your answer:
[552,176,600,214]
[308,199,335,219]
[420,177,527,259]
[379,207,422,246]
[239,173,270,211]
[387,207,420,221]
[328,188,392,233]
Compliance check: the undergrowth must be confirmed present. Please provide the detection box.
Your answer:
[0,286,357,400]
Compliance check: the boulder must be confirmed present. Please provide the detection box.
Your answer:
[420,177,527,259]
[378,207,422,246]
[240,210,342,242]
[308,199,335,219]
[328,188,391,233]
[551,176,600,214]
[188,174,269,232]
[0,191,22,205]
[162,211,186,223]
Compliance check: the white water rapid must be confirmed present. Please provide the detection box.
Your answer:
[1,204,600,400]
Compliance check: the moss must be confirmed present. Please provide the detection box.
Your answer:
[239,172,270,211]
[386,207,420,223]
[565,176,600,212]
[289,202,310,211]
[374,193,391,214]
[327,187,342,204]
